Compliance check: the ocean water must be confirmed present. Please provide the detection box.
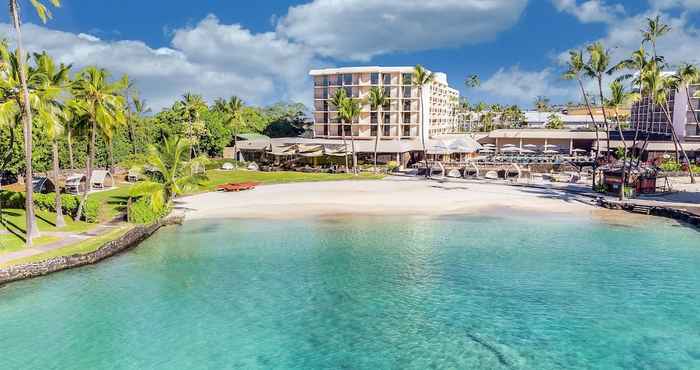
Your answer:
[1,213,700,369]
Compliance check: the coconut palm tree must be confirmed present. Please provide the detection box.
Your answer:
[584,42,612,157]
[647,68,695,183]
[329,88,350,171]
[61,98,88,171]
[71,66,127,221]
[642,15,670,62]
[672,63,700,135]
[214,96,244,162]
[534,96,550,112]
[32,51,70,227]
[607,80,641,200]
[412,65,434,178]
[8,0,61,247]
[174,92,207,159]
[465,74,480,89]
[564,49,600,160]
[129,96,150,154]
[367,86,388,171]
[338,96,361,174]
[129,135,207,214]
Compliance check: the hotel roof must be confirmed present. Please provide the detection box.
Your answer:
[309,66,417,76]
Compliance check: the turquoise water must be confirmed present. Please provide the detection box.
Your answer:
[1,213,700,369]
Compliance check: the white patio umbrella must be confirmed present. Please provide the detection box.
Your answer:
[543,144,559,148]
[523,144,538,148]
[479,148,495,153]
[500,147,521,153]
[571,148,587,153]
[482,143,496,147]
[502,144,516,147]
[520,149,536,154]
[543,149,559,154]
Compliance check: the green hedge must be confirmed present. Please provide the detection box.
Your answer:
[0,191,100,223]
[127,197,168,224]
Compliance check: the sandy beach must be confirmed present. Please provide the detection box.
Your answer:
[178,177,602,220]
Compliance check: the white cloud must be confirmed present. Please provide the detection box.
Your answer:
[551,0,625,23]
[479,66,575,106]
[3,15,317,111]
[649,0,700,11]
[276,0,528,61]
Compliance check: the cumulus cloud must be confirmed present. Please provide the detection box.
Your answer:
[479,66,575,106]
[276,0,528,61]
[648,0,700,11]
[551,0,626,23]
[3,16,317,110]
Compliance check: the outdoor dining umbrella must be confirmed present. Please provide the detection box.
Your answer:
[543,149,559,154]
[502,144,516,147]
[543,144,559,148]
[523,144,538,149]
[571,148,587,153]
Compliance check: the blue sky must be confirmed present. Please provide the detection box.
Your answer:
[3,0,700,110]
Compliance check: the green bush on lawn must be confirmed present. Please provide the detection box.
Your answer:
[0,191,101,223]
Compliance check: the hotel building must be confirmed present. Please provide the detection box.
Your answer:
[630,83,700,139]
[309,66,460,140]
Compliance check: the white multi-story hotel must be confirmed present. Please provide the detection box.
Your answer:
[309,66,460,140]
[630,83,700,140]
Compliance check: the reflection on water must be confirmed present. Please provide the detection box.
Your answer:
[1,213,699,369]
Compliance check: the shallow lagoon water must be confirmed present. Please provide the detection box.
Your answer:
[1,213,700,369]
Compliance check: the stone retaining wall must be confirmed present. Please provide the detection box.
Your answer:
[0,214,184,286]
[597,199,700,229]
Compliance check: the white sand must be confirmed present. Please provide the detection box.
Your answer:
[177,177,600,220]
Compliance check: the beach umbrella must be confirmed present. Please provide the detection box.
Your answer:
[482,143,496,147]
[479,148,494,153]
[571,148,587,153]
[543,144,558,148]
[500,147,521,153]
[520,149,535,154]
[523,144,538,149]
[502,144,516,147]
[543,149,559,154]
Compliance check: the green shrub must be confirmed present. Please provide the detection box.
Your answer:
[118,153,149,169]
[0,190,25,209]
[127,197,167,224]
[387,161,399,172]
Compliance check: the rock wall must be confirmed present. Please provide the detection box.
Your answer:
[0,214,184,286]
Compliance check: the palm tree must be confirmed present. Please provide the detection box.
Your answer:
[338,96,361,174]
[129,96,150,154]
[642,15,670,62]
[584,42,612,157]
[672,63,700,134]
[62,98,87,171]
[129,135,207,214]
[647,68,695,183]
[412,65,434,178]
[607,80,641,200]
[71,66,127,221]
[564,49,601,159]
[473,102,487,132]
[8,0,61,247]
[329,88,350,171]
[32,51,70,227]
[174,92,206,159]
[367,86,388,171]
[534,96,550,112]
[214,96,244,163]
[465,74,480,89]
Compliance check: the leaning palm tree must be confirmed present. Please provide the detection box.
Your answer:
[672,63,700,134]
[607,80,640,200]
[8,0,61,247]
[61,98,88,171]
[214,96,244,163]
[648,69,695,183]
[329,88,350,171]
[367,86,388,172]
[32,51,70,227]
[564,49,600,159]
[129,135,207,214]
[412,65,434,178]
[338,96,361,175]
[71,66,127,221]
[584,42,612,157]
[174,92,206,159]
[642,15,670,62]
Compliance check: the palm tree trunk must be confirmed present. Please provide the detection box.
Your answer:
[340,124,349,172]
[662,105,695,183]
[52,141,65,227]
[685,85,699,135]
[349,127,357,175]
[10,0,39,245]
[108,140,115,175]
[77,119,96,221]
[373,112,380,172]
[597,77,611,160]
[419,87,430,178]
[67,126,75,171]
[615,109,628,201]
[577,78,599,188]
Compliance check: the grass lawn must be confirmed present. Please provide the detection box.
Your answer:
[88,184,134,220]
[0,234,60,255]
[0,225,133,268]
[196,170,384,192]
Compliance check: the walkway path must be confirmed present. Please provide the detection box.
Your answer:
[0,219,126,265]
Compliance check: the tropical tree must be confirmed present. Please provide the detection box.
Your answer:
[534,96,550,112]
[174,92,207,159]
[61,98,87,171]
[584,42,612,156]
[546,113,564,129]
[213,96,244,162]
[129,135,207,214]
[8,0,61,247]
[472,102,487,132]
[367,86,388,171]
[412,65,434,177]
[564,49,600,159]
[71,66,127,221]
[32,51,70,227]
[671,63,700,134]
[606,80,640,200]
[465,74,480,89]
[642,15,670,61]
[129,96,150,153]
[647,68,695,183]
[338,96,361,174]
[329,88,350,171]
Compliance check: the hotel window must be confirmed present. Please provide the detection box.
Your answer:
[345,87,352,97]
[323,124,329,136]
[403,125,411,136]
[382,101,390,111]
[383,73,392,85]
[402,73,413,85]
[371,125,377,137]
[403,100,411,111]
[383,113,390,124]
[383,124,391,136]
[343,74,353,86]
[335,74,343,86]
[322,87,328,99]
[323,113,329,123]
[383,87,392,98]
[403,112,411,124]
[344,124,351,136]
[403,87,412,98]
[371,73,379,85]
[323,101,328,111]
[371,112,378,124]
